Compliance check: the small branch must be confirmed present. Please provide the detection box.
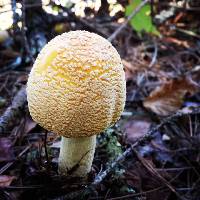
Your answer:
[0,145,30,174]
[44,130,50,169]
[108,0,150,42]
[91,106,200,186]
[149,40,158,68]
[67,150,90,175]
[0,87,27,135]
[52,106,200,200]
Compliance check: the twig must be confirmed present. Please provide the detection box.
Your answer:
[0,86,27,135]
[149,40,158,68]
[0,145,30,174]
[108,186,165,200]
[67,150,90,175]
[0,75,9,93]
[91,106,200,186]
[53,106,200,200]
[108,0,150,42]
[44,130,50,169]
[54,3,108,37]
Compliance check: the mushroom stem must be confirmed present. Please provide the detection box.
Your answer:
[58,135,96,177]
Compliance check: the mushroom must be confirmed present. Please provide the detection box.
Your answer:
[27,31,126,177]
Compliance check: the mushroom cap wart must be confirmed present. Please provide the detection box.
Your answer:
[27,31,126,138]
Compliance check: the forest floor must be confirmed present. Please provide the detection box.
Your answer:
[0,1,200,200]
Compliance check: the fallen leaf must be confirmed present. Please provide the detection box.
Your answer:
[24,116,37,134]
[122,58,148,81]
[122,117,151,143]
[143,77,199,116]
[0,138,14,162]
[122,45,152,82]
[0,175,16,187]
[162,37,190,48]
[122,60,134,81]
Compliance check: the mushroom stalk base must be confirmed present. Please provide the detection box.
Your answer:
[58,135,96,177]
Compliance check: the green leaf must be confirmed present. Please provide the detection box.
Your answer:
[125,0,160,36]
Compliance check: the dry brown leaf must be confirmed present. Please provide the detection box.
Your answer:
[122,59,135,81]
[162,37,190,48]
[122,118,151,144]
[143,77,199,116]
[122,51,149,81]
[0,175,15,187]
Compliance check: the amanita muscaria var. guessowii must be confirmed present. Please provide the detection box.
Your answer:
[27,30,126,177]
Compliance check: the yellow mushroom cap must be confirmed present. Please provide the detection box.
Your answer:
[27,31,126,137]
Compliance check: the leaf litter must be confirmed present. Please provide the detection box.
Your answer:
[0,1,200,200]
